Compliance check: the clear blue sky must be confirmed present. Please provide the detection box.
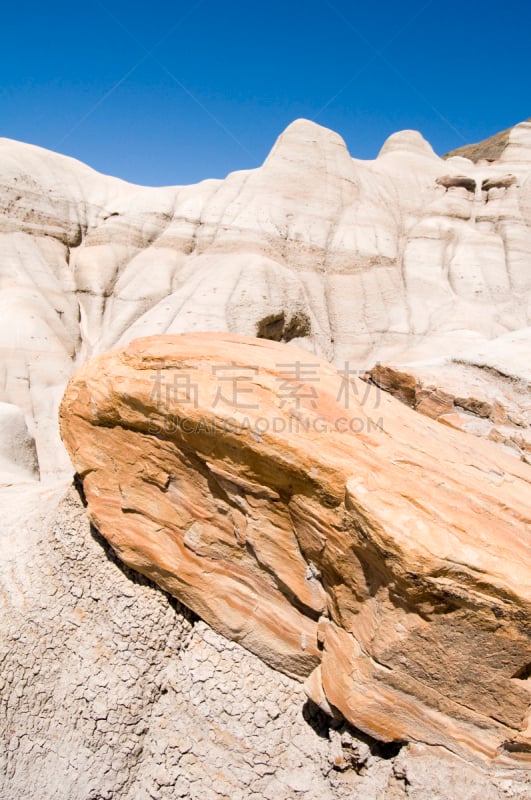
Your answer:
[1,0,530,186]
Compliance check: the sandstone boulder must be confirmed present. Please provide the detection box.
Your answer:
[59,332,531,767]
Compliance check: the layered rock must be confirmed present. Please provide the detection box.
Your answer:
[59,332,531,768]
[368,327,531,461]
[2,117,531,479]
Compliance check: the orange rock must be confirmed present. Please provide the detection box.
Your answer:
[368,359,531,461]
[415,388,454,419]
[59,333,531,766]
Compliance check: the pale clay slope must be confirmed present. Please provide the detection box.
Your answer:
[1,119,531,478]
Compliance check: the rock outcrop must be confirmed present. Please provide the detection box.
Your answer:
[59,332,531,768]
[368,327,531,461]
[2,117,531,479]
[445,119,531,162]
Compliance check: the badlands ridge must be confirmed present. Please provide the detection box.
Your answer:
[1,119,531,797]
[1,118,531,479]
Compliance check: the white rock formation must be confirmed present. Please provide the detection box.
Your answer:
[1,119,531,478]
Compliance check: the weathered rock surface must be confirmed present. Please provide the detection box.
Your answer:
[4,485,529,800]
[368,327,531,461]
[2,117,531,479]
[0,401,39,483]
[59,332,531,768]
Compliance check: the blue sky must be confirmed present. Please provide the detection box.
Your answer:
[1,0,530,186]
